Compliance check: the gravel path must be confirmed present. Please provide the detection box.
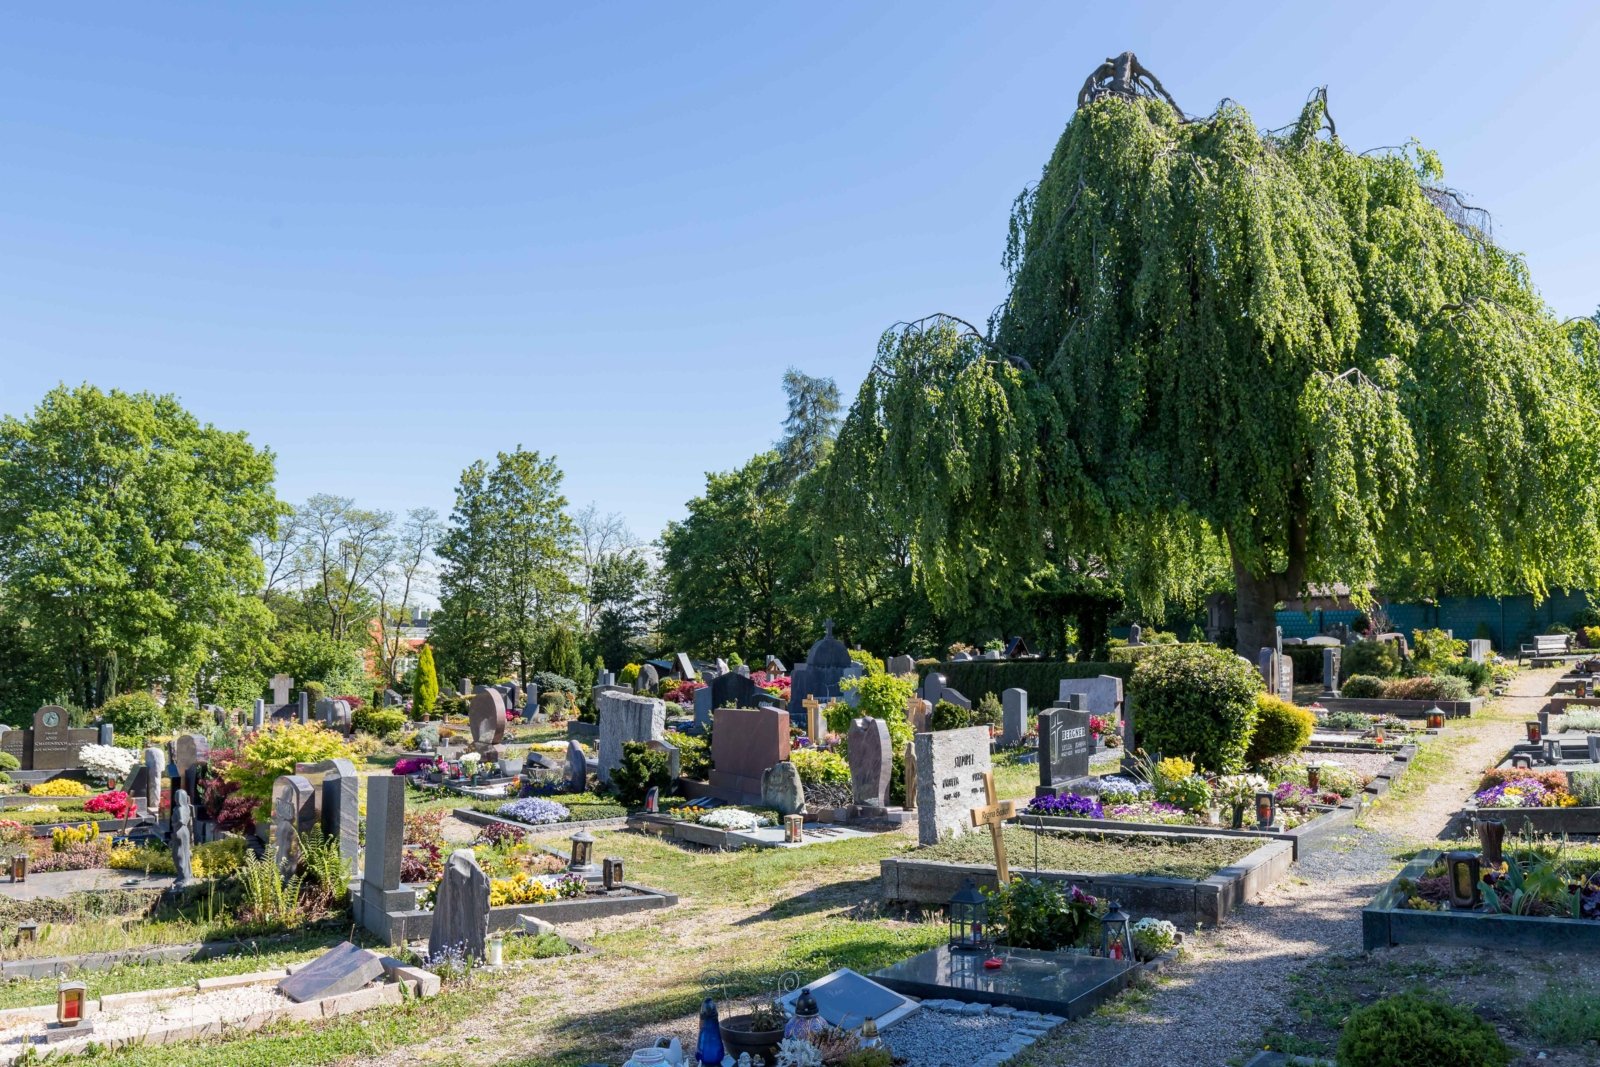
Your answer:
[1010,667,1556,1067]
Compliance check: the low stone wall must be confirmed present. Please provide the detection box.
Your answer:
[451,807,629,836]
[374,882,677,943]
[1010,802,1357,862]
[1462,804,1600,835]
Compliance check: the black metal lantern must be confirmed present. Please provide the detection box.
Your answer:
[1254,791,1277,830]
[1099,900,1133,962]
[946,878,989,953]
[602,856,624,891]
[1446,850,1481,909]
[568,829,595,874]
[1306,765,1321,793]
[1526,721,1542,745]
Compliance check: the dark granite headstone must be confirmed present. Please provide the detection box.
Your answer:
[565,739,588,792]
[31,705,82,770]
[271,774,317,876]
[172,789,196,884]
[635,663,660,694]
[429,849,491,963]
[1037,697,1093,797]
[469,688,507,747]
[363,775,406,893]
[710,671,763,711]
[846,717,892,809]
[279,941,387,1003]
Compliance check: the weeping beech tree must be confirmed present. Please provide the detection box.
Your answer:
[838,53,1600,655]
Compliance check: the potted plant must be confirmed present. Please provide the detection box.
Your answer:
[719,996,786,1063]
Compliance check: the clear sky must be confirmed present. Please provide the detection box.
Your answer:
[3,2,1597,543]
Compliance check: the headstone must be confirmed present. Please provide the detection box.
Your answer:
[1469,639,1491,663]
[459,678,472,698]
[99,721,116,744]
[30,705,83,770]
[645,738,681,782]
[693,685,713,728]
[1590,736,1600,765]
[887,655,915,676]
[914,727,992,846]
[469,688,507,748]
[1127,623,1142,646]
[1320,647,1342,698]
[715,658,730,675]
[761,761,806,817]
[902,740,917,811]
[279,941,386,1003]
[172,789,196,885]
[765,655,786,674]
[735,664,751,677]
[318,698,352,732]
[597,691,666,784]
[839,663,866,707]
[1058,676,1123,719]
[984,649,1003,660]
[298,691,310,725]
[710,671,763,711]
[428,850,490,964]
[1037,696,1093,797]
[709,706,791,803]
[1275,625,1284,655]
[922,673,946,706]
[298,758,360,871]
[271,774,317,877]
[523,682,540,723]
[635,663,660,694]
[939,686,972,711]
[1000,689,1028,747]
[789,620,856,719]
[270,674,293,706]
[362,775,406,893]
[969,771,1016,882]
[846,717,892,811]
[143,745,165,813]
[675,652,697,680]
[596,670,615,688]
[252,699,266,729]
[952,651,973,662]
[565,740,588,791]
[803,695,824,742]
[384,689,403,707]
[906,696,932,734]
[172,733,210,796]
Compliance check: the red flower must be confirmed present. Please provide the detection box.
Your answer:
[85,790,137,820]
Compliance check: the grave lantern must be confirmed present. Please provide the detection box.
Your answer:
[644,786,659,814]
[568,829,595,874]
[16,922,38,944]
[1426,707,1446,730]
[10,853,26,883]
[783,988,826,1041]
[1526,721,1543,745]
[1445,850,1481,909]
[946,878,989,953]
[1099,900,1134,962]
[57,982,87,1027]
[1306,765,1321,793]
[1254,790,1277,830]
[784,814,803,844]
[602,856,625,891]
[1544,738,1563,765]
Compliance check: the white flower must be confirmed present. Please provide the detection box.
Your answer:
[79,744,139,784]
[695,807,774,831]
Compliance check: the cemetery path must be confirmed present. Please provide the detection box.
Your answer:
[1014,666,1558,1067]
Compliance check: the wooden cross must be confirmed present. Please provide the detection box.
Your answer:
[969,771,1017,883]
[803,695,824,742]
[906,695,929,733]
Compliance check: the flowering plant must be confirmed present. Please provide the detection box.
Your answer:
[1215,774,1270,809]
[79,744,139,786]
[1273,781,1317,809]
[1096,777,1151,804]
[392,756,432,775]
[696,807,773,831]
[1024,792,1104,819]
[750,671,792,702]
[1131,917,1178,960]
[1474,778,1576,808]
[460,752,482,769]
[497,797,571,825]
[85,790,137,819]
[1104,800,1191,824]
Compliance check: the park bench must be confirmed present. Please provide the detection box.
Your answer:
[1520,633,1575,663]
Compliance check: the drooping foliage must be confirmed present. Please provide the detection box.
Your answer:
[841,65,1600,652]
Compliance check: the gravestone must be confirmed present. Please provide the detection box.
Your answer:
[565,739,588,791]
[298,692,310,725]
[914,727,992,846]
[270,774,317,877]
[1036,696,1093,797]
[951,651,973,662]
[317,698,350,733]
[29,705,94,771]
[297,758,360,870]
[922,673,946,706]
[1000,689,1028,747]
[765,655,786,674]
[839,663,866,707]
[143,745,166,813]
[429,849,491,964]
[789,620,856,720]
[252,699,266,729]
[173,733,210,797]
[735,664,751,677]
[523,683,540,723]
[1127,623,1142,646]
[1320,647,1342,698]
[692,685,713,728]
[270,674,293,706]
[902,740,917,811]
[362,775,406,894]
[1469,639,1492,663]
[384,689,403,707]
[635,663,660,695]
[469,688,507,748]
[710,670,763,711]
[172,789,196,885]
[761,761,806,817]
[846,717,892,812]
[939,686,972,711]
[596,690,666,784]
[906,696,932,734]
[887,654,915,676]
[675,652,697,680]
[715,657,730,675]
[279,941,386,1004]
[709,706,791,803]
[459,679,472,697]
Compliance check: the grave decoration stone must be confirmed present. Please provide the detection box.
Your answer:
[761,761,806,817]
[635,663,660,695]
[645,738,681,782]
[1000,689,1028,747]
[271,774,317,877]
[279,941,387,1004]
[709,706,791,803]
[846,717,892,812]
[597,690,666,784]
[675,652,697,680]
[914,727,992,846]
[469,688,507,749]
[902,740,917,811]
[969,771,1017,882]
[715,657,730,675]
[143,745,166,813]
[429,849,491,964]
[270,674,294,706]
[171,788,197,885]
[788,620,856,721]
[692,685,713,728]
[1037,696,1093,797]
[565,740,588,792]
[710,670,764,712]
[1320,647,1342,698]
[887,654,915,676]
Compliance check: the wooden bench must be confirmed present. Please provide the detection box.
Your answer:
[1521,633,1575,663]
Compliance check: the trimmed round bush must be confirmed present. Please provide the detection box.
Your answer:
[352,706,407,741]
[1336,992,1510,1067]
[98,692,169,741]
[1339,674,1385,699]
[0,751,19,772]
[930,700,973,731]
[1342,640,1402,679]
[1246,694,1315,764]
[1128,644,1261,773]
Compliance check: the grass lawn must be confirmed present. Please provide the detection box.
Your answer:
[916,826,1255,880]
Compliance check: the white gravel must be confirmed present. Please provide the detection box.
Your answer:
[883,1004,1062,1067]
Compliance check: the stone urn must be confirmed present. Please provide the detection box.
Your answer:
[718,1013,784,1063]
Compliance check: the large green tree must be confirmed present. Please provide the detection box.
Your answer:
[847,55,1600,654]
[0,384,279,712]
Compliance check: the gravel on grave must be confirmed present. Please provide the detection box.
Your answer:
[0,985,286,1049]
[883,1006,1058,1067]
[1297,750,1401,779]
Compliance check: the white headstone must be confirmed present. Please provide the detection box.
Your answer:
[913,726,992,846]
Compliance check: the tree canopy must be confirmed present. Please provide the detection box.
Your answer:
[839,58,1600,653]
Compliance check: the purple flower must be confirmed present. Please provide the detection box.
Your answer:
[496,797,571,824]
[1024,792,1104,819]
[1274,782,1315,808]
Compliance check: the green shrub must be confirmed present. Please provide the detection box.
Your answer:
[531,671,577,696]
[1283,645,1324,683]
[618,663,641,686]
[610,741,673,807]
[539,690,570,714]
[1410,628,1466,671]
[352,707,407,741]
[666,730,709,779]
[225,722,357,820]
[413,644,438,719]
[1439,658,1491,694]
[1382,675,1471,702]
[927,660,1133,708]
[848,649,884,675]
[930,700,973,731]
[1246,694,1315,764]
[436,693,469,719]
[790,748,849,786]
[0,751,19,772]
[1336,992,1511,1067]
[98,692,169,741]
[1342,640,1402,679]
[1339,674,1385,698]
[834,671,915,804]
[973,692,1002,728]
[1128,644,1261,773]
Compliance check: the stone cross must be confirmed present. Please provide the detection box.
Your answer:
[270,674,293,706]
[803,695,823,742]
[968,771,1016,884]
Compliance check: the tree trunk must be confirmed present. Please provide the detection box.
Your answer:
[1232,567,1281,659]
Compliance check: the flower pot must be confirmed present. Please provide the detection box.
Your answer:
[718,1014,783,1063]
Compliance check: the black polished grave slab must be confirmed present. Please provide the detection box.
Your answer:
[872,945,1135,1019]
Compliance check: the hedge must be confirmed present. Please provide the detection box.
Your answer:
[1284,645,1323,684]
[921,660,1133,707]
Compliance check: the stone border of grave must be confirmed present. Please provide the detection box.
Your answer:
[880,834,1294,927]
[1354,742,1420,797]
[377,882,678,943]
[1313,695,1482,718]
[1459,803,1600,835]
[451,806,629,836]
[1362,849,1600,952]
[0,958,438,1061]
[1010,801,1358,862]
[626,813,773,849]
[0,928,353,981]
[18,816,146,838]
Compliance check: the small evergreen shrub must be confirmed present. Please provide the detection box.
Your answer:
[790,748,849,786]
[1342,640,1402,679]
[1246,694,1315,764]
[0,751,19,772]
[1335,992,1510,1067]
[1129,644,1260,773]
[666,730,709,780]
[352,707,407,741]
[930,700,973,731]
[1339,674,1385,698]
[610,741,673,807]
[531,671,577,696]
[973,692,1002,728]
[1440,658,1491,694]
[98,692,169,741]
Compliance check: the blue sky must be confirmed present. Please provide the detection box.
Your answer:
[3,2,1597,543]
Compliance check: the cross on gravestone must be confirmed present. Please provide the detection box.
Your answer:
[270,674,293,706]
[803,695,824,742]
[1037,696,1093,797]
[968,771,1016,883]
